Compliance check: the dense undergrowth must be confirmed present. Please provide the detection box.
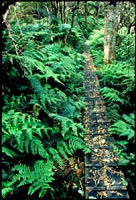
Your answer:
[2,2,135,199]
[2,5,89,199]
[88,20,135,196]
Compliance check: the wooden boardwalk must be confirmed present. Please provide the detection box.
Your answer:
[83,40,129,199]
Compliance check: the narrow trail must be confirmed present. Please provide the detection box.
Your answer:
[82,40,129,199]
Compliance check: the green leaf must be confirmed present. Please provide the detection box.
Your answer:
[119,158,130,166]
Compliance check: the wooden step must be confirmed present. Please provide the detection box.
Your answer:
[85,166,126,189]
[84,135,115,149]
[85,148,119,166]
[86,189,129,199]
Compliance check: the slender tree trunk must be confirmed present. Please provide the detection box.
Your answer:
[60,1,64,23]
[71,2,79,28]
[127,22,135,34]
[64,1,66,23]
[51,1,57,17]
[84,2,87,26]
[54,1,58,18]
[65,2,69,24]
[46,4,53,42]
[104,4,118,64]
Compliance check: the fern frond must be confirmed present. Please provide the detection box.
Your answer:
[110,113,135,140]
[2,187,13,198]
[59,141,73,156]
[114,140,128,150]
[12,160,55,197]
[61,103,76,118]
[2,110,50,158]
[57,144,69,160]
[27,75,47,110]
[68,136,86,153]
[11,52,64,85]
[100,87,126,104]
[122,113,135,126]
[2,147,17,158]
[48,147,64,166]
[30,138,49,158]
[49,113,72,137]
[49,113,84,137]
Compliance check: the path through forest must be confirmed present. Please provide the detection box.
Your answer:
[83,40,129,199]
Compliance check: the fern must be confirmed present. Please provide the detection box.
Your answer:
[69,136,84,153]
[2,110,50,158]
[100,87,126,105]
[110,113,135,140]
[57,141,73,156]
[57,145,69,160]
[97,62,135,95]
[10,52,64,85]
[2,147,17,158]
[49,113,85,138]
[2,184,13,199]
[68,136,90,154]
[48,147,64,166]
[12,160,55,198]
[27,75,47,111]
[49,113,72,137]
[2,5,87,198]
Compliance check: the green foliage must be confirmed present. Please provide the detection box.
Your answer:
[77,15,96,38]
[89,29,104,50]
[110,113,135,141]
[100,87,127,105]
[2,109,49,158]
[2,4,89,198]
[68,25,85,52]
[12,160,55,198]
[2,185,13,199]
[96,62,135,92]
[88,29,104,66]
[96,61,135,122]
[110,113,135,191]
[116,31,135,65]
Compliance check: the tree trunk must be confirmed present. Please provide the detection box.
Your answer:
[59,1,64,23]
[84,2,88,26]
[71,2,79,28]
[127,22,135,34]
[104,4,118,64]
